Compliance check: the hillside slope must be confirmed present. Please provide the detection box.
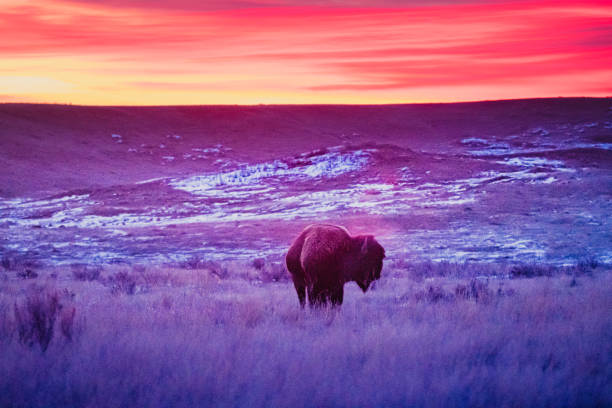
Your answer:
[1,98,609,197]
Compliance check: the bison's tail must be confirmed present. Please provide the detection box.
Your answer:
[285,243,303,278]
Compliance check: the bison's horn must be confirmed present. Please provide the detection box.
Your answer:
[361,236,369,255]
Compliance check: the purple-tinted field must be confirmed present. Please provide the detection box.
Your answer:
[1,99,611,267]
[0,99,611,407]
[1,263,611,407]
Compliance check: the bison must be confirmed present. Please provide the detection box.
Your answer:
[286,224,385,307]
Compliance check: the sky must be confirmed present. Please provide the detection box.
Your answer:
[0,0,610,105]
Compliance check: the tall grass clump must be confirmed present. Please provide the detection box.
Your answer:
[71,264,102,281]
[108,270,137,295]
[13,288,77,351]
[14,290,60,351]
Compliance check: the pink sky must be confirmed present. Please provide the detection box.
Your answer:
[0,0,610,105]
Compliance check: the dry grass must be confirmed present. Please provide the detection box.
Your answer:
[0,261,610,407]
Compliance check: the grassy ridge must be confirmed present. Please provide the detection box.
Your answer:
[1,262,611,407]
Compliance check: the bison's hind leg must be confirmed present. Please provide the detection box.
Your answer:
[289,273,307,308]
[293,281,306,308]
[287,251,306,308]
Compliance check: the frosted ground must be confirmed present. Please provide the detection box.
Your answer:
[1,119,611,267]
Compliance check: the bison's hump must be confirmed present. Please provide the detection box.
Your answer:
[300,225,351,268]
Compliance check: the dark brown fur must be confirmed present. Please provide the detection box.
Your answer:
[286,224,385,307]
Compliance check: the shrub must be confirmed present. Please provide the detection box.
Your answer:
[71,264,102,281]
[16,269,38,279]
[415,285,454,303]
[260,261,289,283]
[510,264,555,278]
[455,279,494,303]
[1,253,42,272]
[1,254,12,270]
[204,262,229,280]
[181,257,229,279]
[136,266,172,287]
[12,289,78,351]
[181,256,207,270]
[577,256,599,270]
[252,258,266,270]
[62,288,76,301]
[2,253,42,280]
[576,257,599,276]
[14,291,61,352]
[109,271,137,295]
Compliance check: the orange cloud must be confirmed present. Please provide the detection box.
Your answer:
[0,0,610,104]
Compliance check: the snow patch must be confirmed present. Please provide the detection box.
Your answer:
[171,149,372,196]
[1,194,89,210]
[136,177,167,185]
[528,127,550,136]
[497,157,575,172]
[574,143,612,151]
[191,145,231,156]
[467,139,511,156]
[461,137,490,147]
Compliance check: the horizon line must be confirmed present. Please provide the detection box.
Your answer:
[2,96,610,109]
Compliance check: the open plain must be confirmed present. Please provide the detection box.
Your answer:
[1,98,611,407]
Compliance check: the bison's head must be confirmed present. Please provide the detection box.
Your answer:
[355,235,385,293]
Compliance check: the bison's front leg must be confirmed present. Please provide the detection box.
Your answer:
[307,284,330,308]
[330,285,344,306]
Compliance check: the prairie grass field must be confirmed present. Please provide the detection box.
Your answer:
[1,260,610,408]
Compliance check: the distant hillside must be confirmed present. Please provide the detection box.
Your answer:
[1,98,610,197]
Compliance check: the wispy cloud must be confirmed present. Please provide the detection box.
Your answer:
[55,0,516,12]
[0,0,610,104]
